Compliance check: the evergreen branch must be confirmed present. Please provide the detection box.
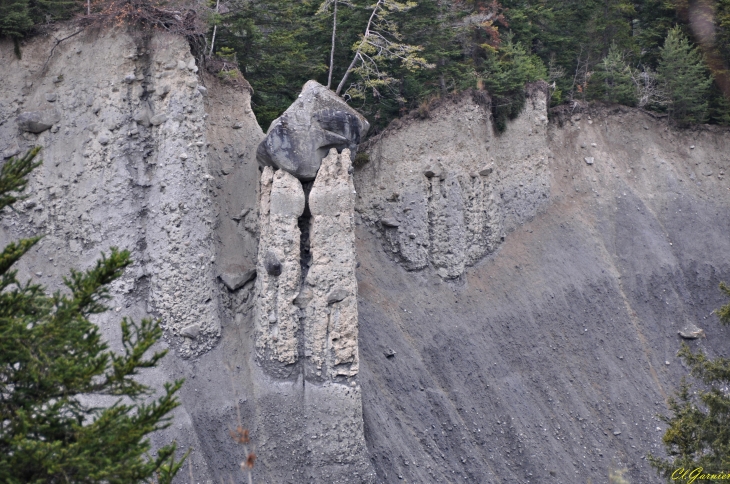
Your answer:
[0,147,41,212]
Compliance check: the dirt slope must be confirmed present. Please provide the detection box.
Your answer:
[356,102,730,483]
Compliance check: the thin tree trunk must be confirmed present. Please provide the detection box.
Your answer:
[209,0,221,57]
[327,0,337,89]
[335,0,382,95]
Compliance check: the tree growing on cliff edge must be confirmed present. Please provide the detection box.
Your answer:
[649,282,730,479]
[0,0,78,43]
[334,0,434,99]
[0,148,187,482]
[587,44,636,106]
[658,27,713,126]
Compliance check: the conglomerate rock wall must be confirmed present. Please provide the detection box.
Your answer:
[0,28,372,483]
[356,86,551,279]
[2,27,730,484]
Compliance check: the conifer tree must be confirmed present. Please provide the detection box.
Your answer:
[0,0,78,41]
[588,44,636,105]
[658,27,713,125]
[649,282,730,478]
[0,148,187,483]
[0,0,33,39]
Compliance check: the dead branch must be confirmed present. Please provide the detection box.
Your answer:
[41,28,85,75]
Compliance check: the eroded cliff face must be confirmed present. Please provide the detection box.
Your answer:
[356,87,551,278]
[1,30,227,357]
[3,27,730,484]
[0,29,372,483]
[356,97,730,483]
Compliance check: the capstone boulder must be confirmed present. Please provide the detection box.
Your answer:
[256,80,370,180]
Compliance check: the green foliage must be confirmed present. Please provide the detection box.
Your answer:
[215,0,328,131]
[0,149,187,483]
[481,37,547,132]
[709,84,730,125]
[336,0,434,100]
[658,27,713,125]
[648,282,730,479]
[0,0,34,39]
[353,150,369,167]
[587,44,636,105]
[632,0,681,68]
[215,0,729,132]
[0,0,79,40]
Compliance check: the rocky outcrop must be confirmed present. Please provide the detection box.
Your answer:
[1,28,375,483]
[356,85,551,278]
[256,80,370,180]
[0,30,226,358]
[304,148,359,378]
[254,166,305,374]
[254,148,360,380]
[7,26,730,484]
[252,142,370,481]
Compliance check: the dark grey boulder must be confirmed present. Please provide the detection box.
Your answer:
[16,110,61,133]
[264,251,282,276]
[256,80,370,181]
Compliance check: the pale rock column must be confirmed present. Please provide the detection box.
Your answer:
[255,167,305,370]
[304,148,359,378]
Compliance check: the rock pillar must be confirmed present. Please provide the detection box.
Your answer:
[254,167,306,375]
[304,148,359,379]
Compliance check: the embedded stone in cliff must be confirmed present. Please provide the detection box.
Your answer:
[219,267,256,291]
[254,167,306,372]
[326,288,349,304]
[423,167,438,178]
[303,148,359,377]
[133,108,152,127]
[294,286,313,308]
[16,110,61,133]
[181,324,200,339]
[3,145,20,159]
[150,113,167,126]
[264,251,282,276]
[478,166,493,176]
[256,80,370,181]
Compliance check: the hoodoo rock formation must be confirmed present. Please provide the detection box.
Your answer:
[254,149,361,380]
[304,148,359,379]
[255,167,305,372]
[2,28,730,483]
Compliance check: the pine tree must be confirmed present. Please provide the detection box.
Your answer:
[649,282,730,479]
[587,44,636,105]
[0,148,187,483]
[658,27,713,126]
[0,0,33,39]
[0,0,79,42]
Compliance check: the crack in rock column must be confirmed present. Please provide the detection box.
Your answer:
[255,167,305,373]
[304,148,359,379]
